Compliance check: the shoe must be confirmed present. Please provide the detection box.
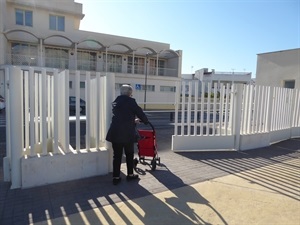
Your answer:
[113,177,121,185]
[126,174,139,181]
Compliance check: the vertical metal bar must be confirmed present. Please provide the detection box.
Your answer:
[255,86,261,133]
[292,89,300,127]
[193,81,199,135]
[24,71,29,151]
[206,82,211,136]
[29,68,35,156]
[53,70,59,154]
[200,82,205,136]
[273,87,279,131]
[258,86,264,132]
[228,83,235,135]
[180,81,186,135]
[100,75,105,142]
[187,81,192,136]
[41,69,47,155]
[243,85,250,134]
[75,70,80,151]
[64,70,70,152]
[35,73,39,143]
[212,83,217,136]
[218,84,224,135]
[96,72,101,149]
[86,72,91,150]
[47,75,51,137]
[264,86,271,132]
[247,85,253,134]
[252,85,258,133]
[174,81,180,136]
[286,89,293,129]
[224,83,230,135]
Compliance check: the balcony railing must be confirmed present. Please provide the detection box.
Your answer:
[4,54,178,77]
[6,54,38,67]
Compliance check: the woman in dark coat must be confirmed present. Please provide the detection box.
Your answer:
[106,84,148,185]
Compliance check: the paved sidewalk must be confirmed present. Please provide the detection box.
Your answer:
[0,128,299,224]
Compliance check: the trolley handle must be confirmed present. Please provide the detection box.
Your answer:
[146,121,155,131]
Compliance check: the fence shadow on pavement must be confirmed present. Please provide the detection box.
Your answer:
[177,138,300,201]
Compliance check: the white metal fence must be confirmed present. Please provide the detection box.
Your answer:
[3,66,115,189]
[172,81,300,151]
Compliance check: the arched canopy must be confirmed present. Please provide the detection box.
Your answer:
[106,43,133,54]
[44,34,74,47]
[77,39,105,50]
[4,29,39,43]
[158,49,180,59]
[134,47,156,56]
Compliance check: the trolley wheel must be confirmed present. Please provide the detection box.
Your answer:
[133,158,138,169]
[151,159,156,171]
[157,157,161,165]
[139,157,145,163]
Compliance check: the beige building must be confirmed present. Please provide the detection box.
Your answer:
[256,48,300,89]
[0,0,182,107]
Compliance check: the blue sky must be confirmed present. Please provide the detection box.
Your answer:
[76,0,299,77]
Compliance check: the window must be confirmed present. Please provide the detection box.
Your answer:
[158,60,165,76]
[160,86,176,92]
[11,42,37,66]
[284,80,295,89]
[148,59,165,75]
[49,15,65,31]
[77,51,97,71]
[45,47,68,69]
[16,9,33,26]
[69,81,72,89]
[141,85,155,92]
[80,82,85,88]
[127,57,145,74]
[103,54,122,72]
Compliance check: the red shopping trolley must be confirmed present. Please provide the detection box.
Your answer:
[134,122,160,171]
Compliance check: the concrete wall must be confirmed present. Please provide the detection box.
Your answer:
[256,48,300,89]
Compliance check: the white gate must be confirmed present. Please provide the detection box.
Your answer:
[172,80,300,152]
[3,66,115,189]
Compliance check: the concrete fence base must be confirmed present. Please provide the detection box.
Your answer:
[21,149,109,188]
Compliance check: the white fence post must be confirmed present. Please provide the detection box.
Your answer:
[9,66,23,189]
[105,73,115,172]
[4,67,11,182]
[233,84,243,151]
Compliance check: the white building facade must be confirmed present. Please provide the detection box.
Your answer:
[256,48,300,89]
[0,0,182,108]
[182,68,252,96]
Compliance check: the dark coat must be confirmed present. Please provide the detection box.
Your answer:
[106,95,148,143]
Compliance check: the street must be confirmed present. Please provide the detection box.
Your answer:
[0,111,175,145]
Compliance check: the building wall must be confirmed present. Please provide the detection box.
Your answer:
[256,48,300,89]
[0,0,182,105]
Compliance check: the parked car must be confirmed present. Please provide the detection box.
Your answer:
[0,95,5,111]
[69,96,86,115]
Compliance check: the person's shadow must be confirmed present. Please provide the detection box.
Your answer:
[139,163,228,225]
